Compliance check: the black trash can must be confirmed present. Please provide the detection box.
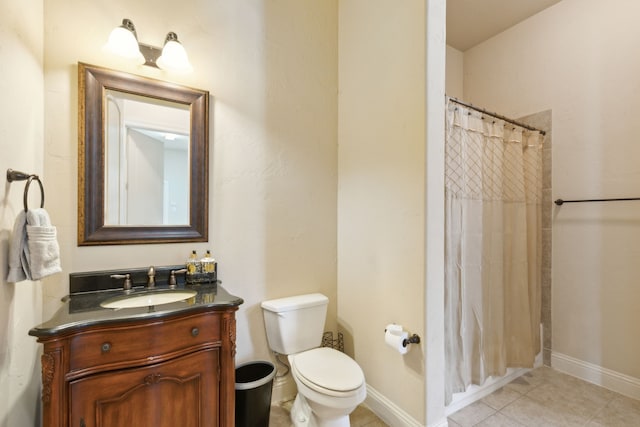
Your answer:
[235,361,276,427]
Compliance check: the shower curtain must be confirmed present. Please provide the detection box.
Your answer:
[444,100,543,404]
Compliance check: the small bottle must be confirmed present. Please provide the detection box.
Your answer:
[186,250,199,275]
[201,250,216,274]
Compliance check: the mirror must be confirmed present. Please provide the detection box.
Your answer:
[104,90,190,226]
[78,63,209,245]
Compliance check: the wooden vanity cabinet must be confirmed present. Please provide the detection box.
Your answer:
[36,308,237,427]
[70,349,219,427]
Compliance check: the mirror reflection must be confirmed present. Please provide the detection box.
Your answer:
[104,90,190,226]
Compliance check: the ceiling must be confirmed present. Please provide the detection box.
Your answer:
[131,128,189,151]
[446,0,563,51]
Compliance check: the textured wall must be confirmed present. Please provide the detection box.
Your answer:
[338,0,430,423]
[42,0,338,402]
[0,1,44,425]
[446,45,464,100]
[464,0,640,386]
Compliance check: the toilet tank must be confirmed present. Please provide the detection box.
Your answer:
[261,293,329,355]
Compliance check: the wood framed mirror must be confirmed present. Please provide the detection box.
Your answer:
[78,63,209,245]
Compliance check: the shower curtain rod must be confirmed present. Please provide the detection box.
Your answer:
[447,97,546,136]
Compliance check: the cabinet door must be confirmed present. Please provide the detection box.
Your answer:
[70,349,219,427]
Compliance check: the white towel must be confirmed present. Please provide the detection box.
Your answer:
[6,208,62,283]
[7,211,28,282]
[25,208,62,280]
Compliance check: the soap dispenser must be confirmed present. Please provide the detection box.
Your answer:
[201,250,216,274]
[186,250,200,275]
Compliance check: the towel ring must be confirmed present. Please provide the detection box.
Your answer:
[23,175,45,212]
[6,168,46,212]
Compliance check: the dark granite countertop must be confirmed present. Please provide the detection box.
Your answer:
[29,283,243,338]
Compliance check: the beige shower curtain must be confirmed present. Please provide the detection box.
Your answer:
[444,100,543,404]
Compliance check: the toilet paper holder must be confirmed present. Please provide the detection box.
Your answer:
[402,334,421,347]
[384,326,421,348]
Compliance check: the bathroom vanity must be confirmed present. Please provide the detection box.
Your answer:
[29,281,243,427]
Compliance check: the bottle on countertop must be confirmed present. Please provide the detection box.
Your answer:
[201,250,216,274]
[186,250,200,275]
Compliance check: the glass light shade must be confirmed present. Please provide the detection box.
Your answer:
[104,21,145,64]
[156,33,192,72]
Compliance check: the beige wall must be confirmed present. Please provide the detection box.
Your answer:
[445,45,464,100]
[42,0,337,406]
[463,0,640,391]
[0,1,44,426]
[338,1,433,424]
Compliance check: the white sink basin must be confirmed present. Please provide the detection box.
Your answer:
[100,289,197,309]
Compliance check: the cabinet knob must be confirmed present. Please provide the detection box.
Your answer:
[191,327,199,337]
[101,342,111,353]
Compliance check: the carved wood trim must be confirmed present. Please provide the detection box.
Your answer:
[41,352,56,403]
[224,316,237,358]
[143,373,162,385]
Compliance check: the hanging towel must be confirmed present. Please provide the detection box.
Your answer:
[25,208,62,280]
[6,208,62,283]
[7,211,28,283]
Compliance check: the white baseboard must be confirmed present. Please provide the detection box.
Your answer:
[551,351,640,400]
[365,384,447,427]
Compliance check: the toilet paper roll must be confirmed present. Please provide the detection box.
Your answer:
[385,325,409,354]
[386,324,403,334]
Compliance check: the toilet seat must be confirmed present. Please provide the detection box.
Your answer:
[291,347,364,397]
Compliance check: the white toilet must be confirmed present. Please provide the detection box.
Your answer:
[261,293,366,427]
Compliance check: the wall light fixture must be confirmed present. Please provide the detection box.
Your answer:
[104,18,193,72]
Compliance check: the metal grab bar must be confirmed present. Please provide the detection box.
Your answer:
[554,197,640,206]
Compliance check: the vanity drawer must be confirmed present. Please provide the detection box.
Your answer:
[68,312,221,375]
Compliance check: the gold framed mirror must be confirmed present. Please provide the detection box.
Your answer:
[78,63,209,245]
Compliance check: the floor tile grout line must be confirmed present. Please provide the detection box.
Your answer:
[495,392,528,426]
[581,395,617,426]
[494,411,527,427]
[501,401,525,421]
[474,405,497,426]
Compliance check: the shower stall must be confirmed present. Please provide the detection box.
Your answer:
[444,97,547,411]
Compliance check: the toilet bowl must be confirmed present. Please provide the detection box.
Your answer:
[261,294,367,427]
[288,347,366,427]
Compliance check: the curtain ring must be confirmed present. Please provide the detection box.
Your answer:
[23,175,45,212]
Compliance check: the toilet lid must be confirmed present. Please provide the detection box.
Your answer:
[293,347,364,392]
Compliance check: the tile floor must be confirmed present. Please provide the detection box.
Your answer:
[270,367,640,427]
[448,367,640,427]
[270,400,387,427]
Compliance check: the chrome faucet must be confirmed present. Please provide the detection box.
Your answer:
[147,266,156,288]
[168,268,187,289]
[110,273,132,293]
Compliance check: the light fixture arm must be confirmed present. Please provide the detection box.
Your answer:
[138,43,162,68]
[121,19,137,38]
[105,19,192,72]
[165,32,179,43]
